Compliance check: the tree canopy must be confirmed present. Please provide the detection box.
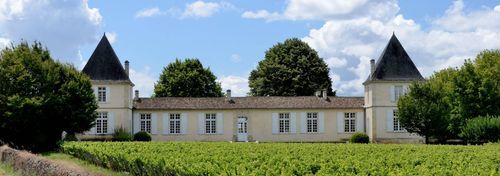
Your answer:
[397,50,500,142]
[249,38,334,96]
[0,42,98,152]
[154,58,223,97]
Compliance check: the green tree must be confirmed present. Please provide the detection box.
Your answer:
[0,42,97,152]
[397,81,451,143]
[249,38,334,96]
[154,58,222,97]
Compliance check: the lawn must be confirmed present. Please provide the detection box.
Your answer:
[62,142,500,175]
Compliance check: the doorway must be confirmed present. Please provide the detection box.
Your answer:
[237,116,248,141]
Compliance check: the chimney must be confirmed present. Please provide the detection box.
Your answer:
[124,60,130,76]
[315,90,322,97]
[226,89,232,102]
[134,90,139,100]
[322,89,327,100]
[370,59,375,76]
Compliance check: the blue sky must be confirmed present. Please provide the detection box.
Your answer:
[1,0,499,97]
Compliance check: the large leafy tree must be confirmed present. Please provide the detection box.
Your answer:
[0,42,97,152]
[249,38,334,96]
[154,58,223,97]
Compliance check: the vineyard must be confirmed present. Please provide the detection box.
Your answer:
[62,142,500,175]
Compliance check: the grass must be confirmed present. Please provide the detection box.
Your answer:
[0,163,23,176]
[42,152,130,176]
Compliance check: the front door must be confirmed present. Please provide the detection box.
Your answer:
[237,116,248,141]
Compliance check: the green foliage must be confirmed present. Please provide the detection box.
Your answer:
[154,58,222,97]
[62,142,500,175]
[112,127,131,142]
[349,132,369,143]
[133,131,151,141]
[459,115,500,143]
[249,38,334,96]
[0,42,98,152]
[397,81,451,142]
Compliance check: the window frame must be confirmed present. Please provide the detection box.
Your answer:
[394,85,404,101]
[140,113,152,133]
[279,113,290,133]
[96,112,108,134]
[306,112,318,133]
[344,112,356,133]
[205,113,217,134]
[169,113,181,134]
[393,110,404,132]
[97,87,107,102]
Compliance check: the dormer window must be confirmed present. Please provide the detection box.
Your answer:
[98,87,107,102]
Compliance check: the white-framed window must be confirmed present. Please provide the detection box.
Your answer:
[393,110,403,131]
[96,112,108,134]
[344,112,356,133]
[97,87,107,102]
[169,113,181,134]
[140,113,152,133]
[394,85,404,100]
[307,112,318,133]
[205,113,217,134]
[279,113,290,133]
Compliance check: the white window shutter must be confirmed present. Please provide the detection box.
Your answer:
[403,85,409,94]
[337,112,344,133]
[108,112,115,134]
[390,86,395,102]
[272,113,278,134]
[162,113,169,134]
[356,112,364,132]
[105,86,111,103]
[151,113,158,134]
[387,110,394,132]
[216,113,224,134]
[290,112,297,133]
[300,112,307,133]
[93,87,98,101]
[318,112,325,133]
[181,113,188,134]
[198,113,205,134]
[133,113,140,134]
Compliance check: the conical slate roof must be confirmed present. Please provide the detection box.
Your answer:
[367,34,424,81]
[82,34,130,81]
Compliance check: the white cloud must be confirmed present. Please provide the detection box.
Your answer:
[129,66,157,97]
[241,10,282,22]
[218,75,249,97]
[0,0,102,63]
[324,57,347,68]
[495,5,500,12]
[0,37,9,48]
[106,32,117,44]
[181,1,234,19]
[135,7,162,18]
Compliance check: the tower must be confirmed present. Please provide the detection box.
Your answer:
[82,34,134,138]
[364,34,425,143]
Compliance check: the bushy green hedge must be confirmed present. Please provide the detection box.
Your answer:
[112,127,131,141]
[460,115,500,143]
[133,131,151,141]
[350,132,369,143]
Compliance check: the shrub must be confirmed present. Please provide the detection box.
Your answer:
[459,115,500,143]
[113,127,132,141]
[350,132,369,143]
[133,131,152,141]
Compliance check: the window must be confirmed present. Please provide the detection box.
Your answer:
[96,112,108,134]
[97,87,107,102]
[344,113,356,132]
[394,86,404,101]
[205,113,217,134]
[169,113,181,134]
[393,110,404,131]
[140,113,152,133]
[307,112,318,133]
[279,113,290,133]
